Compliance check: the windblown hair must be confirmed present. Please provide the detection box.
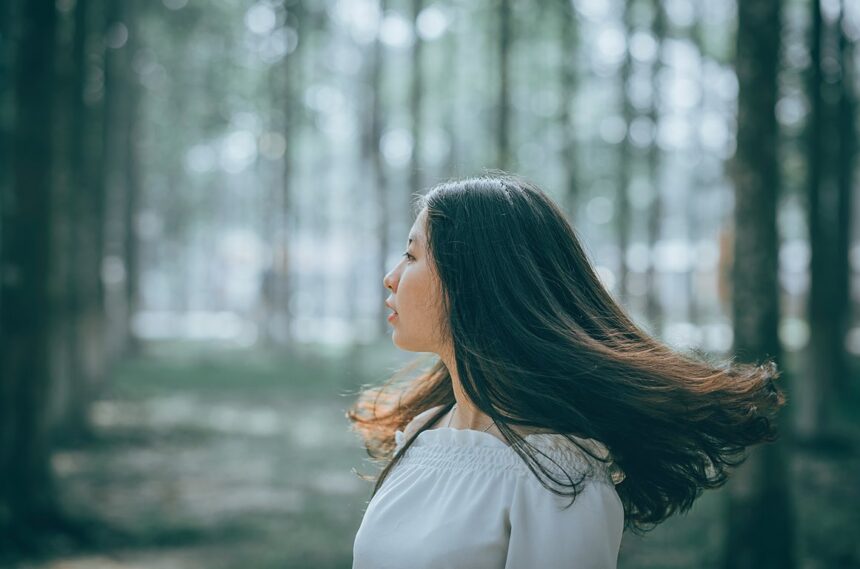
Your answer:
[346,173,787,534]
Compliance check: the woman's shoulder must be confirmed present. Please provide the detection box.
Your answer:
[402,404,448,438]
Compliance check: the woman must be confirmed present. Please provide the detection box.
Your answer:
[348,173,786,568]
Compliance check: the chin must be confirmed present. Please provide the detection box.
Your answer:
[391,336,414,352]
[391,332,425,353]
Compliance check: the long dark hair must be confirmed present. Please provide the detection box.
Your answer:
[347,172,787,534]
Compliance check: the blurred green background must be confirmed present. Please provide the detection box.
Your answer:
[1,0,859,567]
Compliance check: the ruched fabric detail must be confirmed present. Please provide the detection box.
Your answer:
[393,426,620,486]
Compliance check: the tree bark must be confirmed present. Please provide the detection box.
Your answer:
[48,0,79,443]
[616,0,634,303]
[496,0,511,170]
[410,0,424,196]
[645,0,665,334]
[723,0,796,567]
[800,0,853,436]
[558,0,580,219]
[0,0,61,540]
[834,1,855,403]
[62,0,109,441]
[369,0,390,336]
[123,0,143,357]
[101,0,133,364]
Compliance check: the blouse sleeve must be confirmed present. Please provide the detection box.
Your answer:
[504,476,624,569]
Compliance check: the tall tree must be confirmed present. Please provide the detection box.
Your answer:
[558,0,581,218]
[122,0,143,357]
[444,11,460,176]
[64,0,109,440]
[274,1,304,347]
[835,1,856,397]
[409,0,425,196]
[0,0,61,545]
[368,0,390,335]
[686,3,706,327]
[616,0,635,303]
[723,0,795,567]
[645,0,665,333]
[0,0,12,209]
[802,0,857,437]
[496,0,511,170]
[101,0,135,363]
[48,0,80,442]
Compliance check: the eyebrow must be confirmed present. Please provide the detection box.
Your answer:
[408,234,421,245]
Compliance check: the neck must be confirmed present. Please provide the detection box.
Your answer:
[439,347,494,431]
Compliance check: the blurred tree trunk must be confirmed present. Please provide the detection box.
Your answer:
[123,0,143,357]
[687,7,705,327]
[0,0,12,201]
[48,0,79,443]
[163,35,190,314]
[0,0,16,521]
[444,16,460,176]
[798,0,849,437]
[410,0,424,196]
[276,1,303,347]
[616,0,634,303]
[645,0,665,334]
[63,0,109,441]
[558,0,580,218]
[496,0,511,170]
[723,0,795,567]
[101,0,133,364]
[802,0,829,436]
[368,0,390,336]
[835,3,856,400]
[801,0,856,436]
[0,0,61,542]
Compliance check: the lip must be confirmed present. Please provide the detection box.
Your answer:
[387,312,398,323]
[385,300,398,314]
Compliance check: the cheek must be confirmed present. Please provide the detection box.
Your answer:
[400,270,437,315]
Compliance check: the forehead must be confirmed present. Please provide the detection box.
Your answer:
[407,211,426,245]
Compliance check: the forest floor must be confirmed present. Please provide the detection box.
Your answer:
[5,341,860,569]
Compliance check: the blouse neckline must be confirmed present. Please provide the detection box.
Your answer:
[399,404,609,452]
[395,423,612,456]
[391,404,626,484]
[423,426,525,447]
[393,425,623,484]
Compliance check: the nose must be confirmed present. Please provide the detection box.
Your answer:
[383,268,397,292]
[384,254,407,291]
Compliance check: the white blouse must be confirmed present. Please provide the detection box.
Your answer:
[353,405,625,569]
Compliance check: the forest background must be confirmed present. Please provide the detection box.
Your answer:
[1,0,859,567]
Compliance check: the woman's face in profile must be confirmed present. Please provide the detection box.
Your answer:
[383,209,447,354]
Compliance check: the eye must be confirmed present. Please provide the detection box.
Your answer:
[401,251,415,262]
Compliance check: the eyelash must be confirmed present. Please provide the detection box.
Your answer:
[402,251,414,261]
